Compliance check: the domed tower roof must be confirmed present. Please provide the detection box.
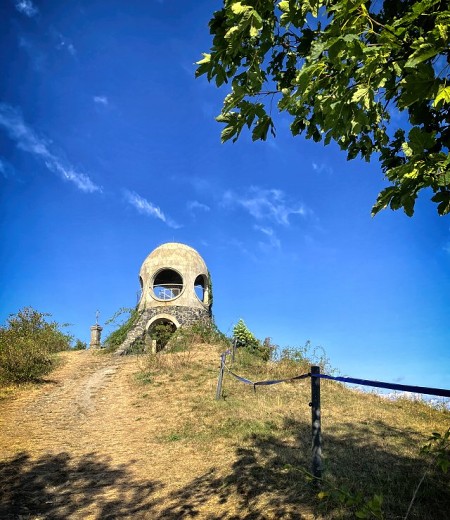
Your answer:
[138,242,211,314]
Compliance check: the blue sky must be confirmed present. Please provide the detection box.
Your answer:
[1,0,449,390]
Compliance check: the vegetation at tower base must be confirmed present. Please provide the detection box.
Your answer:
[102,307,143,352]
[0,307,72,383]
[196,0,450,216]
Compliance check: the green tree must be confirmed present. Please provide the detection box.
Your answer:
[196,0,450,216]
[233,318,271,360]
[0,307,72,383]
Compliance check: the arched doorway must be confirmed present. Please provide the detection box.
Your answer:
[146,316,179,351]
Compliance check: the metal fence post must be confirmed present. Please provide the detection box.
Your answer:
[215,353,225,400]
[311,365,322,480]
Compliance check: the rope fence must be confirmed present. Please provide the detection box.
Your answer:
[217,352,450,398]
[215,349,450,479]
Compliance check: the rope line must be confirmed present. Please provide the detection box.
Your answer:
[220,354,450,398]
[314,374,450,398]
[224,363,310,388]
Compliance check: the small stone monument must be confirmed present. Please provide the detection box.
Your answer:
[89,310,103,349]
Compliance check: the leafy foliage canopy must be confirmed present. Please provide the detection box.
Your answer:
[196,0,450,216]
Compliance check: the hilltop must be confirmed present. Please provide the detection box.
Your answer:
[0,345,449,519]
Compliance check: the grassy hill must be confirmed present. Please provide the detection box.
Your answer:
[136,339,450,519]
[0,333,449,519]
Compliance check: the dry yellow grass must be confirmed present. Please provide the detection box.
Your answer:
[0,345,448,519]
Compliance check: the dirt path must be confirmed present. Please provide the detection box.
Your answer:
[0,350,231,519]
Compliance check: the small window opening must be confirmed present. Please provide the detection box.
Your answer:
[194,274,208,304]
[153,269,183,300]
[137,276,144,304]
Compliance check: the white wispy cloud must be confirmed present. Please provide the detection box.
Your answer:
[93,96,109,106]
[312,161,333,175]
[187,200,210,213]
[0,104,101,193]
[124,190,180,229]
[15,0,38,17]
[223,186,308,225]
[254,225,281,250]
[55,32,76,56]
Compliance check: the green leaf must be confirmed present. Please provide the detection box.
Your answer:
[278,1,289,13]
[399,64,436,108]
[195,53,212,78]
[434,85,450,108]
[431,191,450,215]
[252,115,274,141]
[250,24,260,37]
[405,43,439,68]
[196,53,211,65]
[351,86,371,109]
[221,124,238,143]
[352,86,368,103]
[408,127,435,154]
[372,186,397,216]
[225,26,239,40]
[436,23,448,41]
[231,2,251,15]
[402,142,413,158]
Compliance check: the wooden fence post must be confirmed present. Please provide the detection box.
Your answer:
[311,365,322,480]
[215,353,225,400]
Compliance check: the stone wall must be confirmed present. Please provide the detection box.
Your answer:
[143,305,211,326]
[115,306,211,356]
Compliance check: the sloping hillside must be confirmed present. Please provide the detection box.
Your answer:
[0,346,448,519]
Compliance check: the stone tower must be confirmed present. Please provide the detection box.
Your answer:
[116,242,212,354]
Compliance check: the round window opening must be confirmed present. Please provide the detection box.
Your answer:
[152,269,183,301]
[194,274,208,304]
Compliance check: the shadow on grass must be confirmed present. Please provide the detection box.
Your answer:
[0,452,161,519]
[158,418,450,519]
[1,420,449,519]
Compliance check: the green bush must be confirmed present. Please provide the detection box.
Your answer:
[0,307,72,383]
[72,339,87,350]
[182,319,228,346]
[102,307,142,352]
[233,319,270,361]
[275,341,334,374]
[164,319,229,354]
